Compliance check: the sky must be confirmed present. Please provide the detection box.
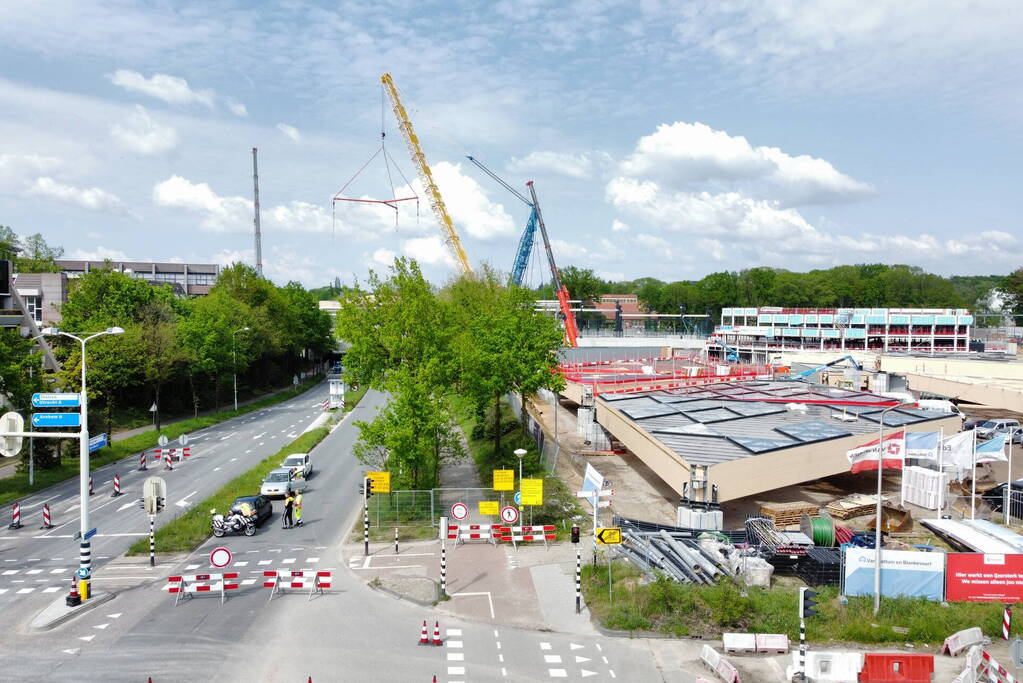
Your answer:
[1,0,1021,289]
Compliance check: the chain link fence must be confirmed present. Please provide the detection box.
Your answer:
[367,490,434,528]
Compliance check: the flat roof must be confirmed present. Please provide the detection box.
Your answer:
[600,380,949,467]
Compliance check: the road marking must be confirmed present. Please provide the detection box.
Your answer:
[502,668,507,677]
[62,648,79,655]
[282,558,295,564]
[213,467,221,472]
[16,588,34,594]
[544,655,562,664]
[548,669,567,678]
[175,491,198,508]
[595,644,602,652]
[570,643,584,650]
[258,560,272,566]
[0,589,7,595]
[50,557,63,561]
[93,623,108,630]
[306,557,319,563]
[447,668,465,676]
[245,450,251,454]
[447,640,463,648]
[108,613,122,619]
[185,564,199,570]
[259,442,264,446]
[448,629,463,637]
[601,657,608,664]
[496,642,501,649]
[540,642,552,651]
[253,433,265,440]
[451,591,495,618]
[575,656,591,663]
[2,570,18,575]
[580,670,597,678]
[241,578,256,586]
[43,587,60,593]
[235,561,248,567]
[116,501,136,512]
[25,569,42,575]
[447,653,464,662]
[609,671,616,679]
[79,635,95,642]
[231,458,238,462]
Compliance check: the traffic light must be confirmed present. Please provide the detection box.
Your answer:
[365,477,374,499]
[571,525,580,544]
[799,587,818,619]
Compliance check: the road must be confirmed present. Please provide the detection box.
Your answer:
[0,387,667,682]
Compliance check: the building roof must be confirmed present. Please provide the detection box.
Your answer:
[56,260,219,274]
[599,380,948,467]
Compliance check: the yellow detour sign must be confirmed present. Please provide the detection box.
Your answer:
[366,471,391,494]
[493,469,515,491]
[520,478,543,506]
[479,501,499,516]
[596,527,622,545]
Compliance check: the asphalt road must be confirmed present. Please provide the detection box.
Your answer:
[0,387,668,682]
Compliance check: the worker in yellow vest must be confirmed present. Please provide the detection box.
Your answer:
[294,490,304,527]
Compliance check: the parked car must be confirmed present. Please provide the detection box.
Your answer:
[281,452,312,479]
[229,494,273,526]
[259,468,306,498]
[976,418,1023,443]
[963,415,985,431]
[982,480,1023,518]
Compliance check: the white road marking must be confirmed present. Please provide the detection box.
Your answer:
[116,502,135,512]
[79,635,95,642]
[451,591,495,618]
[16,588,34,594]
[2,570,18,575]
[0,589,8,595]
[447,640,463,648]
[496,642,502,649]
[185,564,199,571]
[498,654,504,662]
[213,467,221,472]
[258,560,272,566]
[548,669,567,678]
[50,558,63,561]
[62,648,79,655]
[540,642,552,651]
[231,458,238,462]
[595,644,602,652]
[306,557,319,563]
[108,613,122,618]
[175,491,198,508]
[447,668,465,676]
[43,587,60,593]
[601,657,608,664]
[609,670,616,678]
[235,561,248,567]
[570,643,584,650]
[93,623,108,630]
[544,655,562,664]
[241,578,256,586]
[447,653,464,662]
[282,558,295,564]
[575,656,591,663]
[580,669,597,678]
[253,433,265,440]
[25,569,42,575]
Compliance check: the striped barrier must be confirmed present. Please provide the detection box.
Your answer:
[445,524,503,545]
[980,649,1017,683]
[167,572,239,606]
[138,451,147,471]
[152,447,191,461]
[498,525,556,548]
[263,570,332,602]
[8,503,22,530]
[111,474,122,497]
[40,503,52,529]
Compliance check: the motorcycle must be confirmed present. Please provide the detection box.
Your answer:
[211,508,256,537]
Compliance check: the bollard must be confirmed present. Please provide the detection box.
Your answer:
[139,451,147,471]
[164,451,173,470]
[8,503,22,530]
[363,500,369,556]
[575,546,582,614]
[1005,606,1013,640]
[395,527,399,555]
[111,474,121,497]
[88,476,94,495]
[440,541,447,597]
[40,504,52,529]
[149,515,156,567]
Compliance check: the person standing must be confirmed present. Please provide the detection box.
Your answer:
[282,491,295,529]
[294,490,304,527]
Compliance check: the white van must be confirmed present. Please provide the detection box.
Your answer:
[916,399,965,419]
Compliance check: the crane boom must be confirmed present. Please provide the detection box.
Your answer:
[465,155,535,287]
[380,73,473,276]
[527,181,578,347]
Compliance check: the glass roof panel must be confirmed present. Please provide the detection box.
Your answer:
[775,421,854,442]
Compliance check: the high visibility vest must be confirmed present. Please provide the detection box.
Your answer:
[295,494,303,509]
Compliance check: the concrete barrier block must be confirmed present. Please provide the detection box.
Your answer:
[722,632,757,653]
[755,633,789,653]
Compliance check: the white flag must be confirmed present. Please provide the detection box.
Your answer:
[940,430,974,469]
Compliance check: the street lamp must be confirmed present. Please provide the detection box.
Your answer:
[41,325,123,599]
[873,399,915,615]
[232,327,250,411]
[514,448,527,491]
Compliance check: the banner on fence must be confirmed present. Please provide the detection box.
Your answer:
[366,471,391,494]
[946,553,1023,603]
[521,479,543,506]
[479,501,499,516]
[842,548,944,601]
[493,470,514,491]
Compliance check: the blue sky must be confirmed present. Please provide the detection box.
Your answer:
[1,1,1020,287]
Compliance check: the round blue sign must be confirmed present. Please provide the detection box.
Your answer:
[75,567,90,579]
[513,491,522,505]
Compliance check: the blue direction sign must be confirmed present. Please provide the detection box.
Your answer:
[31,413,81,428]
[83,527,97,541]
[31,392,81,408]
[513,491,522,505]
[88,433,108,453]
[76,567,90,579]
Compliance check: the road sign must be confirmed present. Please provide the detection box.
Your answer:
[88,433,107,453]
[479,501,499,516]
[210,547,233,568]
[596,527,622,545]
[493,469,515,491]
[179,433,189,447]
[76,567,90,579]
[521,479,543,506]
[31,392,80,408]
[500,506,519,524]
[366,470,391,494]
[575,489,613,499]
[513,491,521,506]
[450,502,468,520]
[31,412,81,428]
[0,412,25,458]
[158,435,169,447]
[83,527,98,541]
[143,476,167,515]
[149,403,157,413]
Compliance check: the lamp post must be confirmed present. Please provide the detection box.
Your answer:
[514,448,526,492]
[232,326,250,411]
[1006,426,1022,526]
[873,400,915,615]
[41,325,124,599]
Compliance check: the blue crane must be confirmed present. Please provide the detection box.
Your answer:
[465,156,535,287]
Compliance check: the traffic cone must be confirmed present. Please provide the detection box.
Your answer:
[66,577,81,607]
[418,620,429,646]
[432,621,442,646]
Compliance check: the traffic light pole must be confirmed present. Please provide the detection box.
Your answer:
[363,478,369,557]
[798,616,806,681]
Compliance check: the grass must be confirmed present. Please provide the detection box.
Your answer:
[0,375,327,507]
[581,559,1014,644]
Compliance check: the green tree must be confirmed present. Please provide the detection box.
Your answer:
[558,266,603,304]
[15,232,63,273]
[1000,268,1023,315]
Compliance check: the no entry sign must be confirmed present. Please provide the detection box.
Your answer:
[450,502,468,520]
[500,506,519,524]
[210,546,233,568]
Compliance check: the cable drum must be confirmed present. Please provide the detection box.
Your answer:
[800,513,836,547]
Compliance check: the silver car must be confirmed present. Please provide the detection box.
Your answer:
[259,468,306,498]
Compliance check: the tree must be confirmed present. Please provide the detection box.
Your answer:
[15,232,63,273]
[558,266,603,304]
[1000,268,1023,315]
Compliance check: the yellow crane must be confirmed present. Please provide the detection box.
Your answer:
[380,73,473,276]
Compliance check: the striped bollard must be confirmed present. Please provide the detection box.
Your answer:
[149,515,156,567]
[799,617,806,680]
[40,504,53,529]
[394,527,399,555]
[1004,605,1012,640]
[8,503,22,530]
[111,474,121,497]
[363,499,369,556]
[164,451,173,470]
[575,546,582,614]
[138,451,147,471]
[88,476,93,495]
[440,541,447,597]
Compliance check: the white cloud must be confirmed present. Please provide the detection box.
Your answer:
[27,176,134,217]
[507,151,610,180]
[108,69,215,108]
[432,162,516,240]
[620,121,872,205]
[276,123,301,142]
[153,175,251,232]
[225,99,248,117]
[109,105,178,154]
[68,246,130,261]
[0,153,61,189]
[371,248,397,268]
[400,236,455,267]
[266,201,331,233]
[611,219,630,233]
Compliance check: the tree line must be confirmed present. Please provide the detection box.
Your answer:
[336,259,565,490]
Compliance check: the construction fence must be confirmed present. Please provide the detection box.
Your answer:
[507,391,561,475]
[365,486,573,530]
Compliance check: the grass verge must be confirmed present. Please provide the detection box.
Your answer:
[582,560,1012,644]
[0,376,325,507]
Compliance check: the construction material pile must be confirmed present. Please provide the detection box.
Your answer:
[825,493,888,519]
[759,501,819,527]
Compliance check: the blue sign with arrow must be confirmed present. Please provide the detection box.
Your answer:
[83,527,97,541]
[31,392,81,408]
[76,567,90,579]
[89,433,107,453]
[514,491,522,505]
[31,413,81,428]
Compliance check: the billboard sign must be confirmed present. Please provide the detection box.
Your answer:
[843,548,945,601]
[946,553,1023,603]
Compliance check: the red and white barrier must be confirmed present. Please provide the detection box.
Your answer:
[40,503,52,530]
[8,503,22,530]
[166,572,239,605]
[152,447,191,461]
[498,525,556,548]
[88,476,93,495]
[138,451,147,471]
[445,524,501,545]
[1004,606,1012,640]
[111,474,121,497]
[263,570,332,602]
[163,451,174,470]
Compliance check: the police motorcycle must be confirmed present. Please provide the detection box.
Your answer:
[211,507,256,537]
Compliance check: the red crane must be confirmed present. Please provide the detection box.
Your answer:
[526,181,579,347]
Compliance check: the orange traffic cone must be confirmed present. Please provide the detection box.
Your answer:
[432,621,442,646]
[66,577,81,607]
[418,620,429,646]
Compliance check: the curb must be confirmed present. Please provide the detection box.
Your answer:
[367,579,440,607]
[30,590,116,631]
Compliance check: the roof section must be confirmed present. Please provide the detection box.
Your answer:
[600,380,947,467]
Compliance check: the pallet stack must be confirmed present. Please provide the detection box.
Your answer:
[759,501,819,528]
[825,493,886,520]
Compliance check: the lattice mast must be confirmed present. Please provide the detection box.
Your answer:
[380,73,473,276]
[252,147,263,276]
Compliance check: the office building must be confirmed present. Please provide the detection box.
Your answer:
[55,260,220,297]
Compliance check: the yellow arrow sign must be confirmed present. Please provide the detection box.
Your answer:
[596,527,622,545]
